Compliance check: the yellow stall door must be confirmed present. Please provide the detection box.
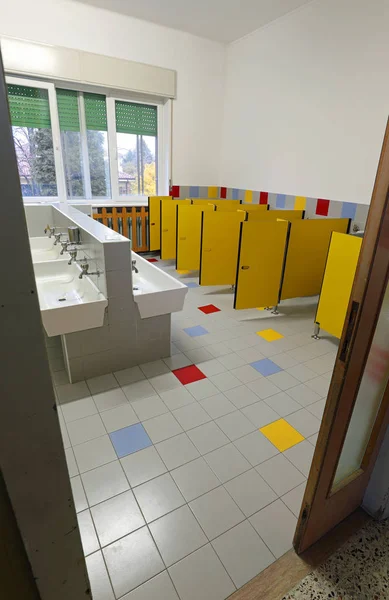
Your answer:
[315,233,362,338]
[176,204,215,271]
[148,196,172,251]
[234,220,290,310]
[281,218,350,300]
[160,199,191,260]
[200,211,246,286]
[192,199,241,208]
[248,209,304,221]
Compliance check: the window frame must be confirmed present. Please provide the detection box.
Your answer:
[6,75,67,202]
[6,75,169,204]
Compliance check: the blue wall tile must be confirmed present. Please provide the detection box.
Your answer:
[341,202,357,220]
[189,186,200,198]
[232,188,239,200]
[276,194,286,209]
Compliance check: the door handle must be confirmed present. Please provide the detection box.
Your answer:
[151,222,155,226]
[204,248,211,252]
[179,237,186,240]
[162,229,168,232]
[241,265,250,270]
[340,301,359,362]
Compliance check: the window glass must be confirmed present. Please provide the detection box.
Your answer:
[8,84,57,197]
[57,89,85,198]
[84,93,111,198]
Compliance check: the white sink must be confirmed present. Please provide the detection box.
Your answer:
[33,260,108,337]
[132,253,188,319]
[30,236,64,263]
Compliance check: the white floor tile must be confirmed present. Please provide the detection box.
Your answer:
[236,346,266,363]
[264,391,302,417]
[266,371,300,391]
[77,509,99,556]
[163,353,193,370]
[217,352,246,370]
[283,441,315,477]
[159,387,195,411]
[171,457,221,502]
[285,408,321,438]
[195,359,227,377]
[185,378,220,400]
[187,421,229,455]
[62,397,97,423]
[304,353,336,375]
[87,373,118,395]
[122,380,157,402]
[70,475,88,513]
[150,505,207,567]
[225,469,277,517]
[65,447,79,477]
[204,444,251,483]
[57,381,90,404]
[91,490,144,547]
[199,393,236,419]
[103,527,164,597]
[271,353,299,369]
[131,395,168,421]
[286,383,322,407]
[122,571,179,600]
[308,432,319,446]
[205,342,232,358]
[247,378,281,400]
[73,436,117,473]
[216,411,256,441]
[149,372,183,394]
[305,375,331,397]
[93,388,129,412]
[114,365,145,386]
[185,347,214,363]
[168,544,235,600]
[224,385,261,409]
[234,431,279,466]
[121,446,167,487]
[282,482,307,517]
[230,365,262,384]
[209,372,242,392]
[250,499,297,558]
[100,404,139,433]
[133,473,185,522]
[286,364,318,383]
[189,486,245,540]
[156,432,200,470]
[212,520,274,588]
[81,460,130,507]
[172,403,211,431]
[256,454,306,496]
[140,359,171,378]
[67,414,106,446]
[85,551,115,600]
[142,413,183,444]
[241,401,280,427]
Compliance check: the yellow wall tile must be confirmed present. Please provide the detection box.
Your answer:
[244,190,253,204]
[294,196,306,210]
[208,186,218,199]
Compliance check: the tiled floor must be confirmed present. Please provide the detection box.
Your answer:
[51,258,339,600]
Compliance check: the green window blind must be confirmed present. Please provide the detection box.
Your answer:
[115,101,157,136]
[7,84,51,129]
[84,93,108,131]
[57,89,80,132]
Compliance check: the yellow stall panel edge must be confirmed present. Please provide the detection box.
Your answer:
[176,204,215,271]
[234,220,290,310]
[200,211,246,286]
[160,199,191,260]
[315,232,362,338]
[281,218,350,300]
[148,196,172,252]
[248,210,304,221]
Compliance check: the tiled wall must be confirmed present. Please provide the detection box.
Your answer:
[170,185,370,232]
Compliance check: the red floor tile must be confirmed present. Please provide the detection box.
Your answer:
[147,258,158,263]
[172,365,207,385]
[198,304,221,315]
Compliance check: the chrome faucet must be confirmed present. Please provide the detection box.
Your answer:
[53,232,66,246]
[68,248,78,265]
[132,259,139,274]
[44,225,57,238]
[79,261,102,279]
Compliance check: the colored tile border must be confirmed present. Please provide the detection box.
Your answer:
[173,365,207,385]
[256,329,284,342]
[250,358,283,376]
[109,423,152,458]
[198,304,221,314]
[183,325,209,337]
[260,419,304,452]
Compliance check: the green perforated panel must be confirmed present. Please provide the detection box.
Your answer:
[115,101,157,136]
[56,89,80,132]
[84,93,107,131]
[7,84,51,129]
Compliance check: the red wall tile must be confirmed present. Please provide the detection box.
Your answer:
[259,192,268,205]
[220,187,227,199]
[316,199,330,216]
[171,185,180,198]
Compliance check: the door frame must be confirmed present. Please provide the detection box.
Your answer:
[294,119,389,552]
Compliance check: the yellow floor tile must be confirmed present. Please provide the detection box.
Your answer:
[256,307,266,311]
[256,328,284,342]
[176,270,191,275]
[260,419,304,452]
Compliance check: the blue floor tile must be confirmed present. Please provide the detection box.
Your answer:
[109,423,152,458]
[183,325,209,337]
[186,282,199,288]
[250,358,283,376]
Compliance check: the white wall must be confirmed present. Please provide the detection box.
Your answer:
[221,0,389,204]
[0,0,225,187]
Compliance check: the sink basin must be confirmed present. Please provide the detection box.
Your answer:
[132,253,187,318]
[33,260,108,336]
[30,236,64,263]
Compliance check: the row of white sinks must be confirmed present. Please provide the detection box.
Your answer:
[30,235,188,337]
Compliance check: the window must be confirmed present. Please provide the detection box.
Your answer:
[115,101,158,196]
[8,83,58,197]
[7,76,166,202]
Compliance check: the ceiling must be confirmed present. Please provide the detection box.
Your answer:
[75,0,313,43]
